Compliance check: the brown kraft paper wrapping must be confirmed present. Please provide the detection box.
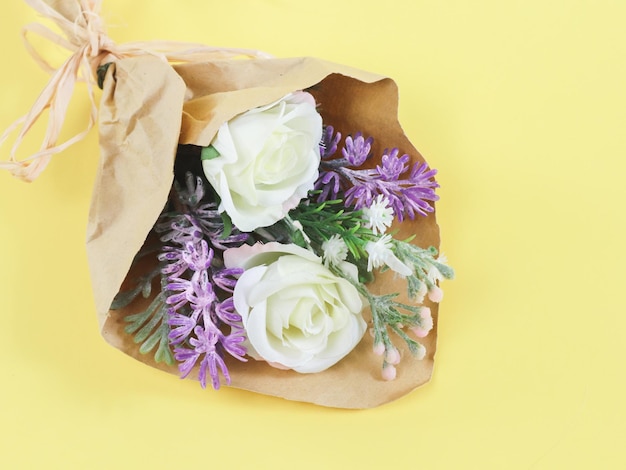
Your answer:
[90,55,441,409]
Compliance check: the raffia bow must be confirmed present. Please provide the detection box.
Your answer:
[0,0,270,182]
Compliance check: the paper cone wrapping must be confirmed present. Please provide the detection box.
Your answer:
[88,55,441,408]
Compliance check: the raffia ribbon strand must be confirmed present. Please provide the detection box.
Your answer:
[0,0,271,182]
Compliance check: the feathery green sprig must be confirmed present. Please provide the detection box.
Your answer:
[287,197,374,259]
[112,275,175,366]
[392,239,455,299]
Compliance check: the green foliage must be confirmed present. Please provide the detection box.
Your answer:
[367,291,425,355]
[288,198,375,260]
[123,290,174,365]
[260,192,456,372]
[110,268,160,310]
[111,272,174,366]
[220,211,233,239]
[200,145,220,161]
[392,239,455,299]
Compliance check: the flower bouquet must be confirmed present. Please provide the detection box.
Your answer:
[2,0,453,408]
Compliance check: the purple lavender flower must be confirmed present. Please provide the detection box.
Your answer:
[174,306,247,390]
[377,148,408,180]
[162,239,245,388]
[314,170,342,202]
[344,156,440,221]
[157,173,248,251]
[155,172,247,389]
[315,126,345,202]
[320,126,341,159]
[399,161,440,219]
[212,268,242,293]
[342,132,373,166]
[213,298,241,327]
[181,240,213,273]
[168,309,201,345]
[220,328,247,360]
[158,246,191,279]
[160,215,203,245]
[314,131,440,220]
[173,323,225,389]
[177,324,228,390]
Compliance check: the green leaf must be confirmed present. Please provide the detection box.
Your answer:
[154,325,175,365]
[390,324,423,355]
[220,211,233,239]
[123,291,173,364]
[201,145,220,161]
[407,275,425,299]
[111,268,160,310]
[111,284,144,310]
[433,262,455,280]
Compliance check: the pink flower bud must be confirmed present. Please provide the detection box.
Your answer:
[382,364,397,381]
[411,307,433,338]
[386,347,401,365]
[428,285,444,303]
[419,306,432,321]
[373,342,385,356]
[411,326,429,338]
[416,344,426,361]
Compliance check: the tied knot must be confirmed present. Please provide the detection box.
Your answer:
[0,0,271,182]
[79,10,116,73]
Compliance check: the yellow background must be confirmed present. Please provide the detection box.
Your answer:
[1,0,624,468]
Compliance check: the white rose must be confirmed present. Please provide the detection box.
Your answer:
[224,242,366,373]
[202,92,323,232]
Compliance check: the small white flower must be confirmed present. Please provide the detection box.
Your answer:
[365,235,412,277]
[427,253,448,283]
[322,234,348,267]
[362,195,394,235]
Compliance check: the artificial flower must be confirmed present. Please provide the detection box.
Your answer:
[224,242,366,373]
[365,234,412,277]
[321,234,349,267]
[202,92,323,231]
[115,118,453,388]
[410,307,433,338]
[362,194,394,235]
